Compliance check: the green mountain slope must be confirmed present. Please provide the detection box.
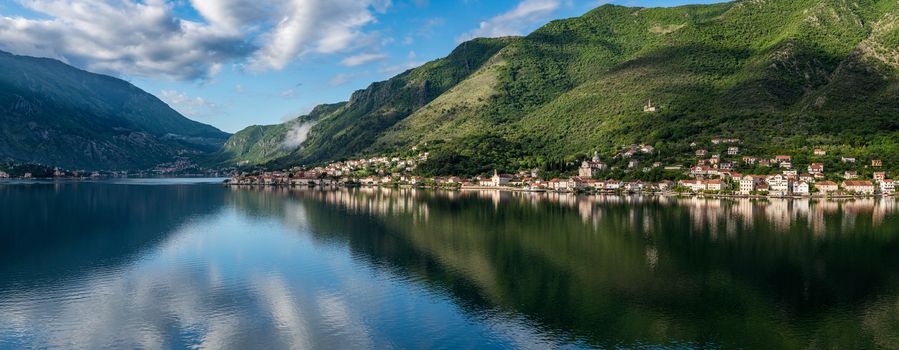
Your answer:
[240,0,899,174]
[218,102,345,166]
[0,51,229,170]
[258,37,513,168]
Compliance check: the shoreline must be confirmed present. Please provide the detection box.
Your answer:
[224,182,896,200]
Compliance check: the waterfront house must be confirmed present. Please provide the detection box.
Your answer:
[546,178,568,191]
[0,171,7,178]
[556,178,576,191]
[570,177,591,190]
[757,183,770,193]
[548,178,562,190]
[579,178,601,189]
[656,180,675,191]
[814,149,827,156]
[605,180,623,190]
[815,181,839,194]
[679,180,706,192]
[874,172,886,182]
[361,176,378,186]
[767,174,792,196]
[843,181,875,195]
[881,180,895,195]
[705,180,723,191]
[739,175,765,195]
[625,181,645,192]
[794,181,810,195]
[490,170,513,187]
[808,163,824,174]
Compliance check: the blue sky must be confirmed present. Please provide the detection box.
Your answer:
[0,0,721,133]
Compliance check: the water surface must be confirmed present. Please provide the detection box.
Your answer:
[1,180,898,349]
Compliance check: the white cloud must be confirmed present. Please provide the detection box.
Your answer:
[329,72,368,86]
[246,0,388,72]
[282,121,316,149]
[456,0,562,42]
[278,89,297,98]
[159,89,218,118]
[0,0,392,80]
[339,52,388,67]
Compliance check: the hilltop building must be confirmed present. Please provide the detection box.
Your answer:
[643,99,658,113]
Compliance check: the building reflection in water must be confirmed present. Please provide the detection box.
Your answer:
[226,187,899,349]
[239,187,898,243]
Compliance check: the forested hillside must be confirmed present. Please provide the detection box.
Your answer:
[230,0,899,175]
[0,51,229,170]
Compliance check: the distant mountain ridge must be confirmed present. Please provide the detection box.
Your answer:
[218,102,345,166]
[225,0,899,174]
[0,50,229,170]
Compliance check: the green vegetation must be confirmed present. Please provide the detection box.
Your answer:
[0,162,55,178]
[0,51,229,170]
[233,0,899,176]
[216,102,345,166]
[265,37,515,169]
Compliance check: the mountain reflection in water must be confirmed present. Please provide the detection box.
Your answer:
[1,182,898,349]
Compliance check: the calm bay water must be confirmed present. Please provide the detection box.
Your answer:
[1,179,899,349]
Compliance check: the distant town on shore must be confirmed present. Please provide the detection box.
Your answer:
[226,137,895,198]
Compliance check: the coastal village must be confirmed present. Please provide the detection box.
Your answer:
[0,157,230,180]
[228,137,896,198]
